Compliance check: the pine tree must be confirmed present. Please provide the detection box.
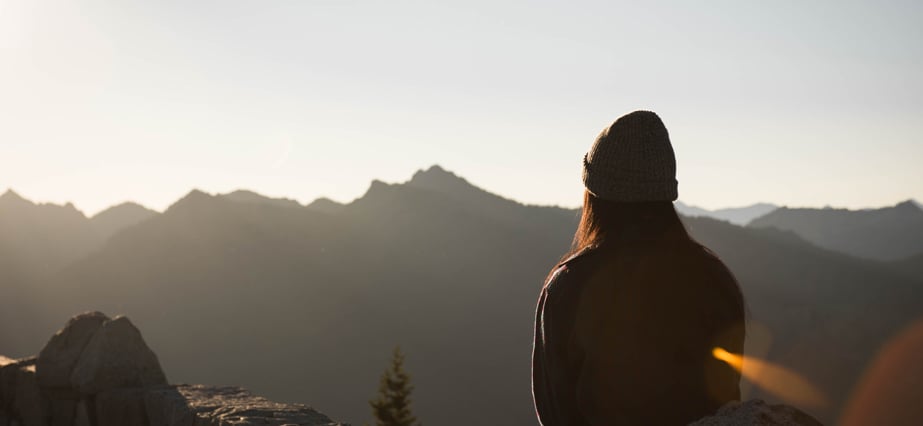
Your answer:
[369,346,420,426]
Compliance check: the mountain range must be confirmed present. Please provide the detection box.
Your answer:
[1,167,921,425]
[749,201,923,261]
[675,201,779,226]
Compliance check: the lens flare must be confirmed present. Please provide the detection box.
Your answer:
[713,347,827,408]
[839,319,923,426]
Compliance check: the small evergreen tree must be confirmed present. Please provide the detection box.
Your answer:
[369,346,420,426]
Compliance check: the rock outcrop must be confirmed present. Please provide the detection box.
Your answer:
[36,312,108,390]
[690,399,824,426]
[0,313,343,426]
[145,385,339,426]
[70,316,167,394]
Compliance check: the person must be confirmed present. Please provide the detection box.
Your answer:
[531,110,746,425]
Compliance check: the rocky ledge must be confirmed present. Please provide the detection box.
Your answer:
[0,312,343,426]
[691,399,824,426]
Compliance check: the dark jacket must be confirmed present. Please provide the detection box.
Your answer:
[532,240,745,425]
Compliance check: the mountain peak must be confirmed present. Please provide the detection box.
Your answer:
[184,189,212,200]
[92,202,157,220]
[407,165,475,194]
[221,189,302,209]
[0,188,30,204]
[410,164,457,181]
[306,197,344,214]
[91,202,159,238]
[897,199,922,212]
[165,189,215,213]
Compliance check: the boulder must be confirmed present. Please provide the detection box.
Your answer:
[0,356,20,411]
[1,356,36,412]
[96,387,149,426]
[13,365,48,426]
[73,400,91,426]
[48,398,76,426]
[69,316,167,394]
[36,312,109,390]
[144,385,195,426]
[690,399,824,426]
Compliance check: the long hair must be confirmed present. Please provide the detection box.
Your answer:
[551,189,747,318]
[563,190,689,260]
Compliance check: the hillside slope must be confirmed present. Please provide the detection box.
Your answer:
[748,201,923,261]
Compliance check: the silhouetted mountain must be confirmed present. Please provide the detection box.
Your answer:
[0,191,162,356]
[221,189,303,209]
[2,172,921,426]
[674,201,712,217]
[0,190,100,356]
[749,200,923,261]
[306,197,345,214]
[404,165,578,232]
[676,201,778,225]
[90,202,159,241]
[0,189,100,274]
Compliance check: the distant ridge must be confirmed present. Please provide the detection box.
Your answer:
[91,202,158,240]
[0,189,30,206]
[165,189,215,213]
[749,200,923,261]
[3,185,916,226]
[222,189,303,209]
[406,165,476,195]
[306,197,344,214]
[675,201,778,226]
[1,170,921,426]
[0,189,98,277]
[0,189,84,216]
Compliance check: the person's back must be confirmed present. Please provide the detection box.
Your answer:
[531,111,746,425]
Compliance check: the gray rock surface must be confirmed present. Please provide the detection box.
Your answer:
[69,316,167,394]
[96,387,149,426]
[73,400,91,426]
[0,356,18,413]
[36,311,109,389]
[146,385,344,426]
[13,365,48,426]
[144,385,196,426]
[0,356,36,413]
[48,398,76,426]
[689,399,824,426]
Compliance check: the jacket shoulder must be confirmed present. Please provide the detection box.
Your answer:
[544,245,604,293]
[557,244,603,268]
[687,242,735,278]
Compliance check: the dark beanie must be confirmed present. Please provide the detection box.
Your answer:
[582,110,678,202]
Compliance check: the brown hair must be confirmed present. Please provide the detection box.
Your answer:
[557,190,690,266]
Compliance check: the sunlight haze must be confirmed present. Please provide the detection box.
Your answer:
[1,0,921,215]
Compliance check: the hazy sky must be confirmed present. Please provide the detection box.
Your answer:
[2,0,921,215]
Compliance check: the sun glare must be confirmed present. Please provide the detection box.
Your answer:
[712,347,827,408]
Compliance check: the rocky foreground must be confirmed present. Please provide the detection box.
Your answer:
[690,399,824,426]
[2,312,823,426]
[0,312,343,426]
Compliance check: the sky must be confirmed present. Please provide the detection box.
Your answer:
[1,0,921,216]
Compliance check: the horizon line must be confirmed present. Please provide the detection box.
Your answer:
[2,165,920,218]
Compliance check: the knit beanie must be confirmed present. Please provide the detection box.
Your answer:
[582,110,678,202]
